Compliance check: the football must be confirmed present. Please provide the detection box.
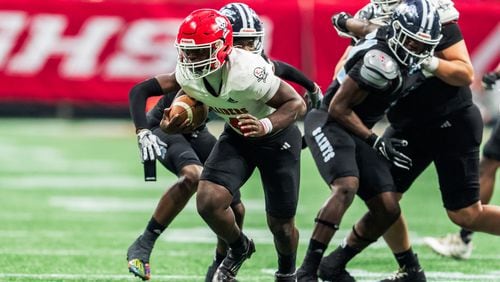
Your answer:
[169,95,209,128]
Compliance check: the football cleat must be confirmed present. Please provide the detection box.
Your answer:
[318,254,355,282]
[275,271,297,282]
[379,265,426,282]
[423,233,472,259]
[127,259,151,281]
[127,235,154,280]
[296,267,319,282]
[212,238,256,282]
[205,259,222,282]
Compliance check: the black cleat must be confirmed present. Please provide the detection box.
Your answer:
[205,259,222,282]
[212,238,256,282]
[318,254,355,282]
[275,271,297,282]
[296,267,318,282]
[379,265,426,282]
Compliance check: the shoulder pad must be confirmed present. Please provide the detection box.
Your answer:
[227,49,276,91]
[360,49,399,89]
[431,0,459,23]
[354,3,375,21]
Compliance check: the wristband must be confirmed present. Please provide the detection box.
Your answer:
[422,56,439,73]
[365,133,379,147]
[259,118,273,134]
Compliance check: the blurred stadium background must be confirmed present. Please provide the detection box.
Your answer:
[0,0,499,281]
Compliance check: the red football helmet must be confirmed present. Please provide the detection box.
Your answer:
[175,9,233,79]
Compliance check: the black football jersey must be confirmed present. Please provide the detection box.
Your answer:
[321,27,426,128]
[387,23,473,129]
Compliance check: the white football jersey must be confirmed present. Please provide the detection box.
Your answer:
[356,0,459,26]
[429,0,459,24]
[176,48,280,134]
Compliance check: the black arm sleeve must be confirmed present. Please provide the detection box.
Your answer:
[271,60,316,92]
[129,78,164,131]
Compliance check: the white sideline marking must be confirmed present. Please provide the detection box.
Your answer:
[48,196,266,213]
[0,176,174,190]
[0,140,125,174]
[0,273,206,281]
[1,270,499,281]
[261,268,500,281]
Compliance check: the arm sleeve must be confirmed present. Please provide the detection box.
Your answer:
[271,60,316,92]
[129,78,164,131]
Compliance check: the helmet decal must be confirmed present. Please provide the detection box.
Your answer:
[387,0,442,67]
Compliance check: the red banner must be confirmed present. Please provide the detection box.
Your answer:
[0,0,498,108]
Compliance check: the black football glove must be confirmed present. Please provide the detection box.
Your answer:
[304,83,323,110]
[331,12,353,34]
[365,133,412,170]
[482,71,499,90]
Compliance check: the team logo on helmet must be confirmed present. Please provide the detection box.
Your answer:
[253,67,268,82]
[215,16,230,38]
[397,4,418,20]
[215,17,227,30]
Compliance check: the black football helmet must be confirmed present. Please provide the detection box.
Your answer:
[387,0,442,67]
[219,2,264,54]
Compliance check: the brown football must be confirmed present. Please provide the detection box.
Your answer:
[169,95,208,128]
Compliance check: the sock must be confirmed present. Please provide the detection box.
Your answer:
[146,217,167,237]
[460,229,473,244]
[229,233,248,253]
[277,250,296,274]
[327,242,360,269]
[394,248,419,269]
[215,250,226,264]
[301,239,327,272]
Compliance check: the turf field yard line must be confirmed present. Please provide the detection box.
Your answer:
[1,271,499,281]
[0,176,176,190]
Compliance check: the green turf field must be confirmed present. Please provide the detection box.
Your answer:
[0,119,498,281]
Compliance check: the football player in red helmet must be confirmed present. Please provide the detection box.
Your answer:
[126,10,241,282]
[136,8,305,282]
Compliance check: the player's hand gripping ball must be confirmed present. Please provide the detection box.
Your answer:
[161,95,208,134]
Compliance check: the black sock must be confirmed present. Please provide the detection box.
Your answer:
[460,229,473,244]
[146,217,166,236]
[229,233,248,253]
[327,242,360,269]
[277,250,296,274]
[394,248,419,269]
[215,250,226,264]
[301,239,327,272]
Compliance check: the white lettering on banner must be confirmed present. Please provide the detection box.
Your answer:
[104,19,179,79]
[0,11,270,80]
[0,11,26,68]
[7,14,123,78]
